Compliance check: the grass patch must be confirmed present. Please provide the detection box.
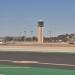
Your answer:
[0,65,75,75]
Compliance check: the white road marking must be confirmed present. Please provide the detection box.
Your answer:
[0,67,30,68]
[0,60,10,62]
[39,63,75,67]
[0,60,75,67]
[11,61,38,63]
[11,61,75,67]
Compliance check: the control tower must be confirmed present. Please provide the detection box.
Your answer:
[37,20,44,44]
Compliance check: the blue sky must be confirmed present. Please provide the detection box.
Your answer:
[0,0,75,37]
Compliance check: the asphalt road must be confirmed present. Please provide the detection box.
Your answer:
[0,51,75,69]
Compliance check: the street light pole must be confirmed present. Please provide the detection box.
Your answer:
[24,31,26,41]
[30,31,33,41]
[49,31,51,42]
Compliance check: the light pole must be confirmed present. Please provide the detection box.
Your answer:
[30,30,33,41]
[49,31,51,42]
[24,31,26,41]
[20,32,22,41]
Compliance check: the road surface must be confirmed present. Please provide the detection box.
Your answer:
[0,51,75,69]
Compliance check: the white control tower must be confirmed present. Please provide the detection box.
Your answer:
[37,20,44,44]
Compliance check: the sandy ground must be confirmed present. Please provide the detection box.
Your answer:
[0,44,75,53]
